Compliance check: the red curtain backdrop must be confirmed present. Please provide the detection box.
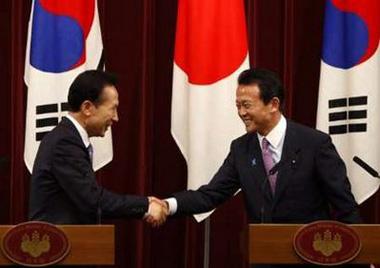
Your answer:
[1,0,379,268]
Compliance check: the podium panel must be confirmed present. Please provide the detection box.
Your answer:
[0,225,114,266]
[249,224,380,264]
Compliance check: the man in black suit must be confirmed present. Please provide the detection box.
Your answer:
[164,67,361,224]
[29,70,167,225]
[161,68,363,267]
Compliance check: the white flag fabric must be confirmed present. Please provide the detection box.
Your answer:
[317,0,380,203]
[171,0,249,221]
[24,0,112,172]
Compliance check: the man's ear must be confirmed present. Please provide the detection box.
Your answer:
[270,97,280,112]
[80,100,94,116]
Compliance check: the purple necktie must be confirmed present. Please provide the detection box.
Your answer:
[87,144,93,164]
[262,138,277,194]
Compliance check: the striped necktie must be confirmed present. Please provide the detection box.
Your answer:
[262,138,277,194]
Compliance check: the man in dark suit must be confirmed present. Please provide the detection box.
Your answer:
[163,68,363,267]
[29,70,167,225]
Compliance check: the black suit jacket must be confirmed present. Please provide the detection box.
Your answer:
[29,117,148,224]
[173,120,361,224]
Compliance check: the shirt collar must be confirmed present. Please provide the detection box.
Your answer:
[65,114,91,148]
[257,115,287,149]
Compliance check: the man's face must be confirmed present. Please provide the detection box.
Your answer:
[235,84,277,135]
[86,85,119,137]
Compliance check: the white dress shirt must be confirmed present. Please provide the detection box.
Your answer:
[65,114,90,148]
[257,114,287,164]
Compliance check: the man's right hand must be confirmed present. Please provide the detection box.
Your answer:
[145,196,169,227]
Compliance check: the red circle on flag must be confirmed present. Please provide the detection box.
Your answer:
[174,0,248,85]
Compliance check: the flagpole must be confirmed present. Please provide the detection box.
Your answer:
[203,218,210,268]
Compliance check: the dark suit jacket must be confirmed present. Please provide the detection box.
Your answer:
[173,120,361,224]
[29,117,148,224]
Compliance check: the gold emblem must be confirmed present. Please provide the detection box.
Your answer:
[313,229,342,256]
[21,231,51,258]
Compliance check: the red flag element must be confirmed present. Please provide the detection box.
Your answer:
[332,0,380,64]
[171,0,249,221]
[174,0,248,85]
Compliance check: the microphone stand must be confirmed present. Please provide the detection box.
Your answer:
[260,175,269,223]
[260,159,282,223]
[260,150,299,223]
[97,188,104,225]
[0,156,8,170]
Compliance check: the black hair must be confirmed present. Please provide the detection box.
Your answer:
[68,70,117,112]
[238,68,285,110]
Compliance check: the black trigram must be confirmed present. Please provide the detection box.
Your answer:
[328,96,367,135]
[35,102,69,141]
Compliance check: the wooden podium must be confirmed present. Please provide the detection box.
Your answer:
[248,224,380,265]
[0,225,114,266]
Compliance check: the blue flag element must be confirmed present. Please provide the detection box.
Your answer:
[318,0,380,204]
[30,0,84,73]
[322,0,368,69]
[24,0,112,173]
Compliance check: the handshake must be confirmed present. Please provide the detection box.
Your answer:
[145,196,170,227]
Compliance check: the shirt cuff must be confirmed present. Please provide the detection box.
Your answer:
[165,197,178,215]
[143,197,151,218]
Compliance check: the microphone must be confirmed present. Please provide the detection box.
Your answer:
[353,156,380,178]
[269,149,300,175]
[269,161,283,175]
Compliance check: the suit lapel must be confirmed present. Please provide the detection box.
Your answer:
[60,117,90,160]
[272,120,300,206]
